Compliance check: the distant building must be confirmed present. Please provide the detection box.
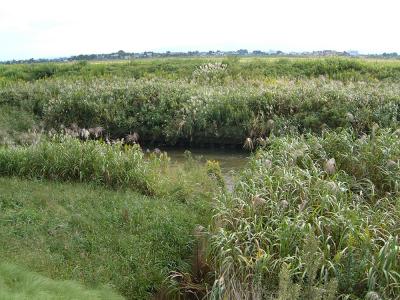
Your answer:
[252,50,265,55]
[348,50,359,56]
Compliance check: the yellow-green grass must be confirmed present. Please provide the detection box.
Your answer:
[1,56,400,83]
[0,262,123,300]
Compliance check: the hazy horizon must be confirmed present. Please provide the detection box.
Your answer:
[1,0,399,61]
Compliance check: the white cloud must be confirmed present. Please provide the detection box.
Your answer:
[0,0,399,60]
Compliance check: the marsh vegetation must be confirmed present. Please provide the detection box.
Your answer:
[0,57,399,299]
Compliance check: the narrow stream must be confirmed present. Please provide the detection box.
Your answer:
[159,148,249,191]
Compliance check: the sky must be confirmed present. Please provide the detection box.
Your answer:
[1,0,399,60]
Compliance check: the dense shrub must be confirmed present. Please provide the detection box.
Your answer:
[1,77,399,146]
[209,129,400,299]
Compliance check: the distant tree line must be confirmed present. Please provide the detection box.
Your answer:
[1,49,399,64]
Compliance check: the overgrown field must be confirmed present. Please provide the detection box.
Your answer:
[0,57,400,299]
[1,69,400,146]
[209,129,400,299]
[1,57,400,83]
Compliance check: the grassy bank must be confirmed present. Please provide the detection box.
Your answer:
[0,136,218,201]
[0,263,123,300]
[0,137,154,195]
[0,97,218,298]
[1,57,400,148]
[208,129,400,299]
[0,174,213,299]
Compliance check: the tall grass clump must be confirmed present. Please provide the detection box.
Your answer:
[192,62,228,84]
[0,136,155,195]
[208,129,400,299]
[0,135,219,204]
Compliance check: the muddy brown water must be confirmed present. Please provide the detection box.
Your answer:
[150,148,249,191]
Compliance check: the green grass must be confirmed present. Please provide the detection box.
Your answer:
[0,106,37,132]
[0,176,212,299]
[1,57,400,147]
[1,57,400,83]
[0,137,155,195]
[0,262,123,300]
[208,129,400,299]
[0,136,218,203]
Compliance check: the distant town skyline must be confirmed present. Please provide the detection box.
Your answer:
[1,0,399,61]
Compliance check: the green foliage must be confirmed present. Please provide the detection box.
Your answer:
[0,106,40,146]
[192,62,228,84]
[206,160,225,188]
[208,129,400,299]
[0,57,400,147]
[0,136,154,195]
[2,56,400,299]
[0,175,212,299]
[277,263,301,300]
[0,136,220,203]
[0,263,123,300]
[1,76,399,146]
